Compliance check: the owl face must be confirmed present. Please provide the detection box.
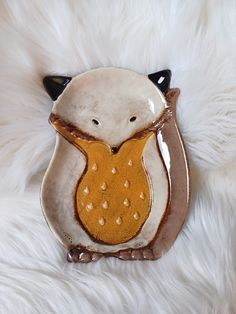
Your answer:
[50,68,168,147]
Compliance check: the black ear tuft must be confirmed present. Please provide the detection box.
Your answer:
[148,70,171,93]
[43,76,72,101]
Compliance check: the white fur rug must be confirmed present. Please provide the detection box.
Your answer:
[0,1,236,313]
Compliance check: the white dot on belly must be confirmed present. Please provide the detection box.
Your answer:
[83,186,89,195]
[101,182,107,191]
[102,201,109,209]
[123,198,130,207]
[124,180,130,188]
[111,167,117,174]
[139,192,145,200]
[86,202,93,212]
[133,212,140,220]
[116,217,122,225]
[92,163,98,171]
[98,217,105,226]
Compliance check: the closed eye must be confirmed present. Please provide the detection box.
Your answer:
[92,118,100,126]
[129,116,137,122]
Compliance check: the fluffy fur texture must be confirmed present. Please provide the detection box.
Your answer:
[0,1,236,313]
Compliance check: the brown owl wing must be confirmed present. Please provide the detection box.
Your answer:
[150,88,190,257]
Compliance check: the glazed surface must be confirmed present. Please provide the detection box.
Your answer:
[41,67,189,260]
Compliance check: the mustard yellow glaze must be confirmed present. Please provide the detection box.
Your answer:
[51,117,153,244]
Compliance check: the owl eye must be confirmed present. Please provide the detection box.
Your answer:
[92,119,100,126]
[129,116,137,122]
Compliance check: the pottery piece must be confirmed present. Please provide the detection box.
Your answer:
[41,67,190,263]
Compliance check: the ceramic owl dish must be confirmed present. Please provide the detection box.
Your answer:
[41,67,190,263]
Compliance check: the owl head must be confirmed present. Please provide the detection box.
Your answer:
[43,68,175,146]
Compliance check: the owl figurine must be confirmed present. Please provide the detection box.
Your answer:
[41,68,190,263]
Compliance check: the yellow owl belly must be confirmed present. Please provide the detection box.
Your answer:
[75,133,153,245]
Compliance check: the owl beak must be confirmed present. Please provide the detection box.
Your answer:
[111,146,118,154]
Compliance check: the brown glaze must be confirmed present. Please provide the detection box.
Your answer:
[49,107,172,145]
[66,88,190,262]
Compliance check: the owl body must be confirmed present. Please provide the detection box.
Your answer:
[41,68,189,262]
[75,132,153,245]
